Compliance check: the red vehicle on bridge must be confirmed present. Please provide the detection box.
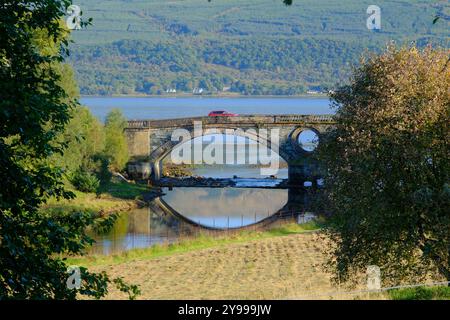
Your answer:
[208,110,238,117]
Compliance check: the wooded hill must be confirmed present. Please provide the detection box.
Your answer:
[68,0,449,95]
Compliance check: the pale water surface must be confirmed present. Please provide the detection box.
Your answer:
[81,97,333,121]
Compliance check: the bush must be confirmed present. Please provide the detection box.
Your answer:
[71,170,100,193]
[91,153,113,184]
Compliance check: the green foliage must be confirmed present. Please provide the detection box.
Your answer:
[317,46,450,287]
[0,0,138,299]
[53,106,105,173]
[70,169,100,193]
[54,105,132,183]
[104,109,129,172]
[91,212,120,235]
[72,38,354,95]
[53,106,131,182]
[113,277,141,300]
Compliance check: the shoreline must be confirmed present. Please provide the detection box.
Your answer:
[80,94,329,99]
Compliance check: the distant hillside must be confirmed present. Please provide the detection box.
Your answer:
[68,0,449,95]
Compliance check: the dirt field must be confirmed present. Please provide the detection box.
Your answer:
[92,232,366,300]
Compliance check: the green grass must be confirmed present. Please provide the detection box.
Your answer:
[98,179,149,200]
[389,286,450,300]
[67,221,322,267]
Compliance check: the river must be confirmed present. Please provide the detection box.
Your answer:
[80,96,333,121]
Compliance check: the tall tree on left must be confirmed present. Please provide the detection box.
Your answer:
[0,1,126,299]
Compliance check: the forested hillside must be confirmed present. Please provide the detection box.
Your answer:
[68,0,449,95]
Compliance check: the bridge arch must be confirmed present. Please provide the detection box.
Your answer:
[289,127,321,154]
[150,128,293,180]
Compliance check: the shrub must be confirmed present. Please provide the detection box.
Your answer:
[71,169,100,193]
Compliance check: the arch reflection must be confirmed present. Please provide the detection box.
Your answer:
[160,187,288,229]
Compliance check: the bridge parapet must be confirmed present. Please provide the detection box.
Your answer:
[127,114,335,129]
[127,120,152,128]
[274,114,334,123]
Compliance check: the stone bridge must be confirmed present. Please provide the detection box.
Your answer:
[124,114,335,185]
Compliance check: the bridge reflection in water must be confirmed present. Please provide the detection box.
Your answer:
[89,187,313,255]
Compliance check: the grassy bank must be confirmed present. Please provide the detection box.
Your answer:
[68,221,321,267]
[42,180,149,215]
[97,180,149,200]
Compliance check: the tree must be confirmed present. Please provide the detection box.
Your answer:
[104,109,129,172]
[54,106,105,174]
[0,1,137,299]
[317,46,450,286]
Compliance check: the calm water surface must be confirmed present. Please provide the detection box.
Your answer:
[81,97,333,121]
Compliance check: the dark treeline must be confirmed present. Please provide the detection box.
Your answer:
[69,38,381,95]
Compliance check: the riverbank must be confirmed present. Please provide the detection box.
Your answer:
[69,221,321,267]
[45,179,448,300]
[65,211,449,300]
[158,163,288,188]
[161,163,290,179]
[42,180,151,215]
